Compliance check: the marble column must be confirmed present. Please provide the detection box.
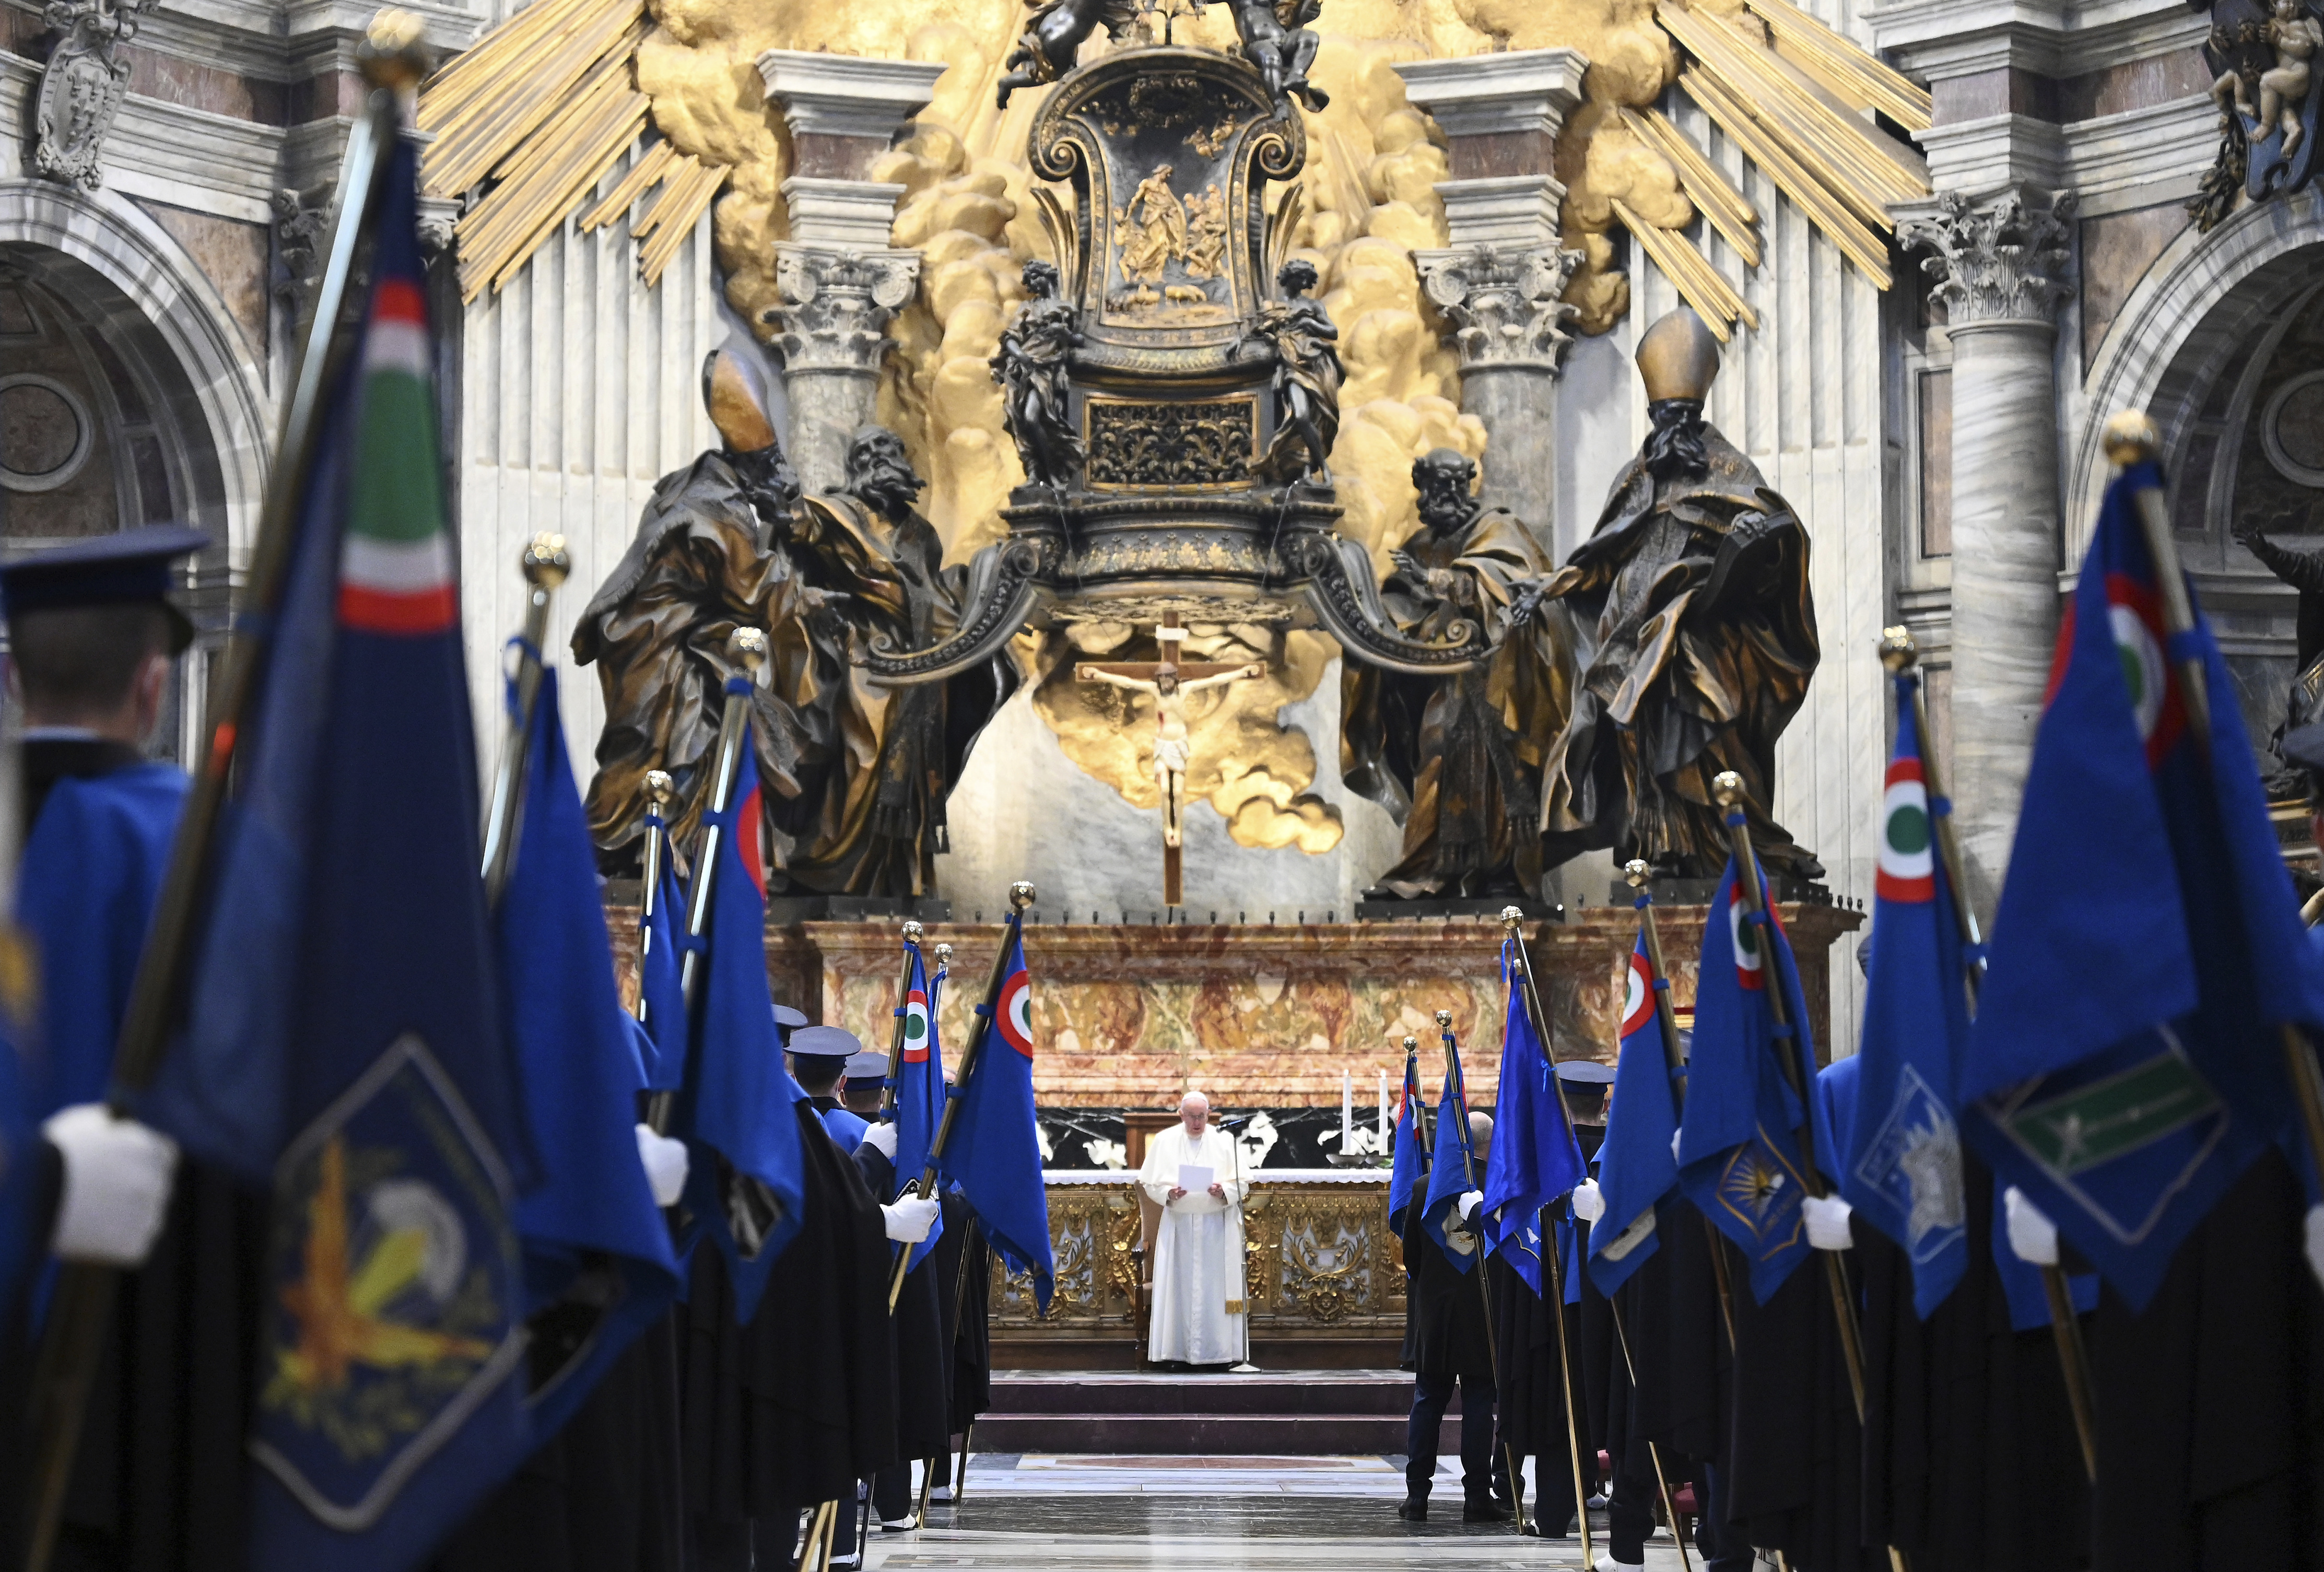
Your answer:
[1899,185,2076,911]
[756,51,945,490]
[1393,50,1587,527]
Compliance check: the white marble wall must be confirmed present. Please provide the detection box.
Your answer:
[454,147,725,790]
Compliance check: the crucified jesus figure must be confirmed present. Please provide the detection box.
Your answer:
[1074,657,1265,849]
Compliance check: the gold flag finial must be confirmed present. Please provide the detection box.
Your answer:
[935,942,953,966]
[644,769,674,806]
[1711,769,1745,809]
[1434,1008,1453,1029]
[1879,626,1917,671]
[521,533,570,590]
[1498,904,1523,932]
[1623,858,1651,888]
[1402,1035,1419,1052]
[2103,410,2160,466]
[902,920,924,943]
[1009,880,1037,910]
[727,625,768,675]
[359,9,431,88]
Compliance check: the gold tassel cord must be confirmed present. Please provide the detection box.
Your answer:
[1624,108,1762,268]
[1614,197,1757,338]
[1676,69,1894,285]
[1745,0,1932,132]
[580,139,677,233]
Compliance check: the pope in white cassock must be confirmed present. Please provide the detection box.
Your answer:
[1138,1092,1253,1368]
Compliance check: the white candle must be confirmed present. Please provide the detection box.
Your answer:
[1379,1070,1391,1151]
[1341,1072,1353,1152]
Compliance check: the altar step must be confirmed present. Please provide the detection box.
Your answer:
[975,1369,1461,1455]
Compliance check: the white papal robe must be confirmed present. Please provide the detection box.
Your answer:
[1138,1124,1251,1365]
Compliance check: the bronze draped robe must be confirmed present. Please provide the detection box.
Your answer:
[1534,427,1821,879]
[767,495,1016,898]
[1342,507,1563,897]
[572,450,811,872]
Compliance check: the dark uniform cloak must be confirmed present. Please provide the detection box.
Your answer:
[432,1317,685,1572]
[935,1192,992,1436]
[1400,1196,1494,1383]
[850,1144,952,1463]
[1,738,270,1572]
[1857,1154,2089,1572]
[1493,1220,1587,1533]
[679,1103,898,1528]
[1535,423,1822,880]
[2087,1152,2324,1571]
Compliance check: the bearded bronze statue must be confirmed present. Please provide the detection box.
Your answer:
[572,348,816,873]
[768,425,1017,900]
[1344,449,1562,899]
[1529,308,1824,882]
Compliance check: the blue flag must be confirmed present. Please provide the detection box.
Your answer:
[1678,855,1821,1302]
[1590,925,1680,1294]
[1481,947,1584,1295]
[1838,673,1974,1318]
[935,922,1053,1310]
[633,811,686,1092]
[1387,1052,1426,1239]
[1421,1058,1482,1274]
[672,745,808,1323]
[888,940,945,1271]
[493,668,680,1437]
[1960,459,2319,1308]
[156,138,542,1572]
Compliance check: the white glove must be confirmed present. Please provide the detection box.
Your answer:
[43,1104,178,1266]
[635,1124,689,1207]
[2004,1186,2059,1266]
[883,1193,940,1243]
[1457,1189,1484,1222]
[1802,1193,1853,1251]
[860,1120,899,1160]
[2304,1205,2324,1296]
[1570,1178,1605,1223]
[1672,1129,1684,1163]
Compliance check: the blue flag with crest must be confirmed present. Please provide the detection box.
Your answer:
[670,732,807,1324]
[1839,673,1975,1318]
[935,921,1053,1310]
[888,940,945,1271]
[492,667,681,1438]
[1961,458,2321,1308]
[1677,855,1821,1303]
[1421,1054,1482,1274]
[1481,949,1584,1295]
[1590,925,1681,1294]
[1388,1052,1427,1240]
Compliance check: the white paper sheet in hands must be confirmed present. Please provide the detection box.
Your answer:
[1177,1164,1214,1195]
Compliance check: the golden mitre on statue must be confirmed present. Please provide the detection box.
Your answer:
[1635,307,1722,404]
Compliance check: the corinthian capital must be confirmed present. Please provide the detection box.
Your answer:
[1899,185,2077,329]
[1413,245,1583,373]
[761,245,920,373]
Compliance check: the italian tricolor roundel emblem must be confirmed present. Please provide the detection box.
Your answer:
[1728,886,1765,991]
[997,963,1034,1060]
[902,986,931,1063]
[1875,755,1934,903]
[1621,950,1656,1038]
[2106,571,2182,766]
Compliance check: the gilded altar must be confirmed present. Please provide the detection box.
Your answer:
[988,1170,1407,1368]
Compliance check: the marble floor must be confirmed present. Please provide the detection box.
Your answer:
[856,1455,1705,1571]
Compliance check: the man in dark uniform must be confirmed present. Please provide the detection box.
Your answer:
[1399,1109,1505,1522]
[796,1030,945,1538]
[1,525,263,1572]
[926,1181,991,1505]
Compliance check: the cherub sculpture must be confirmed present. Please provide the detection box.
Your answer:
[993,259,1085,491]
[2214,0,2321,154]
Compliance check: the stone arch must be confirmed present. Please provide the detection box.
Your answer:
[0,179,271,560]
[2069,189,2324,560]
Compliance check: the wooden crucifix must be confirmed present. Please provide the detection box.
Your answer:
[1074,614,1264,907]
